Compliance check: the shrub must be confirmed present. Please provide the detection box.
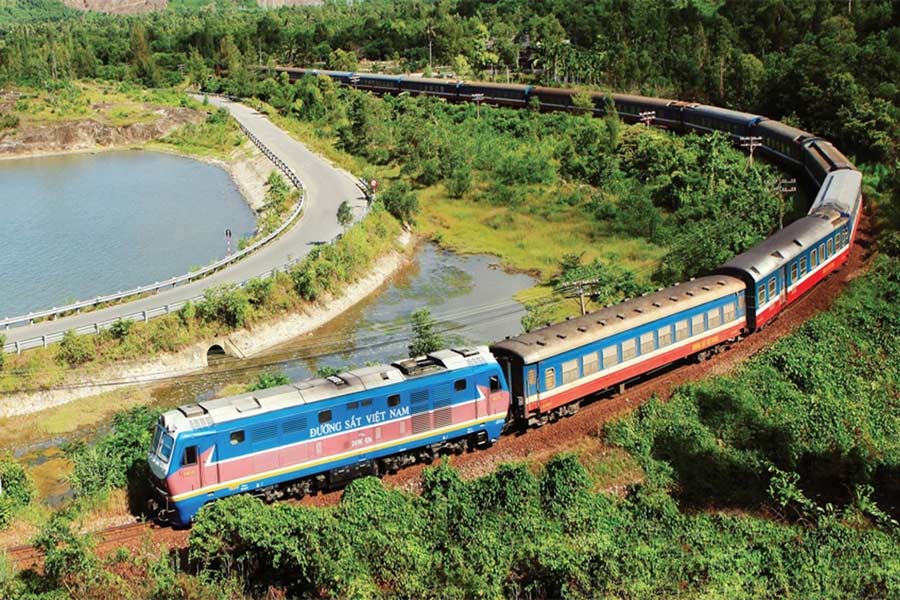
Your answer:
[57,330,96,366]
[0,114,18,130]
[378,180,419,224]
[247,371,290,391]
[408,308,443,357]
[0,454,33,529]
[109,318,134,340]
[65,406,159,498]
[197,284,250,328]
[244,277,274,307]
[176,300,196,325]
[0,334,5,371]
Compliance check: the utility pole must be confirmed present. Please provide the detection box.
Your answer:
[773,178,797,229]
[639,110,655,127]
[740,135,763,167]
[556,278,602,316]
[472,93,485,118]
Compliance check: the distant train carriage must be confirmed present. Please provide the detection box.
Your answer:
[802,138,854,188]
[149,347,509,525]
[809,170,864,245]
[529,86,576,111]
[682,105,764,140]
[610,94,687,128]
[350,72,404,93]
[753,119,817,170]
[715,211,854,330]
[491,276,746,427]
[458,81,531,107]
[400,77,461,99]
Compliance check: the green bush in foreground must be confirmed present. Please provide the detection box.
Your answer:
[189,456,900,599]
[65,406,159,498]
[57,329,95,366]
[0,454,33,529]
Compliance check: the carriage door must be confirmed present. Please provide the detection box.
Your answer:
[525,366,538,400]
[179,444,202,491]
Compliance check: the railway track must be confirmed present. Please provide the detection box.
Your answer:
[5,521,152,572]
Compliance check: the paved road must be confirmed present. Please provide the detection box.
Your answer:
[3,97,366,347]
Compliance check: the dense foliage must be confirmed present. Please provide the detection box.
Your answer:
[1,0,897,166]
[63,406,159,498]
[0,454,33,529]
[186,453,900,599]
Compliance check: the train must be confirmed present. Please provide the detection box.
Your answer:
[265,66,854,190]
[147,71,863,526]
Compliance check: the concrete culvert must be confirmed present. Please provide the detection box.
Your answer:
[206,344,228,366]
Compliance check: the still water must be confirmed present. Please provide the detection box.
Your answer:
[0,150,256,317]
[155,244,536,407]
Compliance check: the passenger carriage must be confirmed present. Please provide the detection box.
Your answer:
[490,276,746,427]
[400,76,461,99]
[682,105,765,141]
[715,211,854,331]
[148,347,509,525]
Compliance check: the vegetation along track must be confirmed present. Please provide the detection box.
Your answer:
[3,204,874,573]
[7,521,159,572]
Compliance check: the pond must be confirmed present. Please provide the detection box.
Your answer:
[0,150,256,317]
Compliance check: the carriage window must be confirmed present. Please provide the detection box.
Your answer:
[758,286,766,306]
[827,238,834,256]
[739,295,745,312]
[361,399,372,407]
[183,445,198,466]
[790,263,799,283]
[640,332,655,354]
[691,314,705,335]
[602,346,619,368]
[622,339,637,362]
[723,303,736,323]
[562,360,579,384]
[819,244,825,263]
[768,278,777,299]
[583,353,599,376]
[454,379,467,392]
[544,368,556,390]
[229,431,245,446]
[346,401,359,410]
[527,370,537,386]
[843,230,849,246]
[490,376,501,392]
[658,326,672,348]
[318,410,332,424]
[387,394,401,407]
[800,257,808,277]
[708,308,721,329]
[675,320,690,341]
[811,250,818,268]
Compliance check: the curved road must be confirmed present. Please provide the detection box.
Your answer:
[3,97,366,349]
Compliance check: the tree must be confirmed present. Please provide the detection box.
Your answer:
[57,330,95,367]
[337,200,353,228]
[197,284,250,328]
[408,308,443,357]
[379,180,419,224]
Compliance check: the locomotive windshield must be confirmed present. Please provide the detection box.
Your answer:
[151,423,175,463]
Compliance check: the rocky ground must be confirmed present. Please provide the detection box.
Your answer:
[0,105,203,159]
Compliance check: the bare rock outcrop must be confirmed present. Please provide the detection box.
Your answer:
[61,0,167,14]
[0,107,204,158]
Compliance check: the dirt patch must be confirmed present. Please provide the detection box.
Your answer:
[61,0,167,14]
[0,107,203,159]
